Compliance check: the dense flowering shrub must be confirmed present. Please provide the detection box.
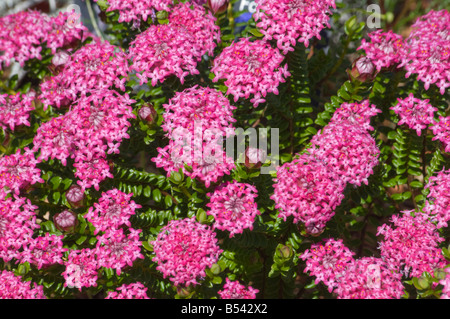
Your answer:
[0,1,448,301]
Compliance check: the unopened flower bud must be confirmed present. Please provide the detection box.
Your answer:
[176,286,192,298]
[138,105,157,124]
[276,245,293,259]
[244,147,267,169]
[207,0,228,14]
[54,210,78,232]
[65,185,85,208]
[348,56,378,82]
[52,51,70,66]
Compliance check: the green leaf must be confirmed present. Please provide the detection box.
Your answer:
[152,189,162,202]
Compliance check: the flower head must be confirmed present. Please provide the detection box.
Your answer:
[218,278,259,299]
[0,91,36,131]
[0,270,45,299]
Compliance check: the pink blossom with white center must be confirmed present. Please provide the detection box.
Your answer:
[334,257,405,299]
[254,0,336,54]
[398,10,450,95]
[93,0,171,24]
[390,94,437,136]
[431,116,450,153]
[218,278,259,299]
[0,147,43,195]
[377,211,446,278]
[211,38,290,107]
[85,189,141,234]
[129,24,202,86]
[271,153,345,234]
[300,238,355,292]
[152,86,236,188]
[151,217,222,287]
[358,30,404,72]
[73,151,113,191]
[19,233,68,269]
[95,228,143,276]
[423,168,450,228]
[0,91,36,131]
[106,282,150,299]
[62,248,99,290]
[0,193,39,263]
[39,41,129,109]
[309,120,380,186]
[169,2,220,57]
[330,100,381,132]
[206,181,260,237]
[0,270,46,299]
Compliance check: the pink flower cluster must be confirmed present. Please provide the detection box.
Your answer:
[431,116,450,153]
[377,211,446,278]
[40,40,129,109]
[440,268,450,299]
[63,189,143,289]
[358,30,404,72]
[211,38,290,107]
[398,10,450,94]
[152,86,236,188]
[93,0,171,24]
[218,278,259,299]
[272,101,380,233]
[0,147,43,195]
[0,193,39,263]
[206,181,260,237]
[85,189,141,234]
[0,91,35,131]
[271,153,345,234]
[151,217,222,287]
[254,0,336,54]
[169,2,220,57]
[0,270,45,299]
[0,10,86,69]
[106,282,150,299]
[301,239,405,299]
[20,233,67,270]
[129,4,220,87]
[423,169,450,228]
[33,90,135,190]
[390,94,437,136]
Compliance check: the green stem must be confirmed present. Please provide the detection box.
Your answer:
[86,0,104,41]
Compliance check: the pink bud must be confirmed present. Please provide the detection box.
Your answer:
[52,51,70,66]
[54,210,78,232]
[207,0,228,14]
[348,56,378,82]
[66,185,85,208]
[244,147,267,169]
[138,105,157,124]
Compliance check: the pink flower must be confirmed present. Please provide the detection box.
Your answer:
[93,0,171,24]
[218,278,259,299]
[440,268,450,299]
[309,120,380,186]
[0,270,45,299]
[358,30,404,71]
[206,181,260,237]
[334,257,405,299]
[211,38,290,107]
[254,0,336,54]
[95,228,144,276]
[271,153,345,234]
[151,217,222,287]
[423,168,450,228]
[169,2,220,57]
[300,238,355,292]
[377,211,446,278]
[85,189,141,234]
[152,86,236,188]
[0,91,36,131]
[390,94,437,136]
[431,116,450,153]
[0,147,43,195]
[128,24,202,86]
[0,194,39,262]
[398,10,450,95]
[330,100,381,132]
[62,248,99,290]
[19,233,68,269]
[106,282,150,299]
